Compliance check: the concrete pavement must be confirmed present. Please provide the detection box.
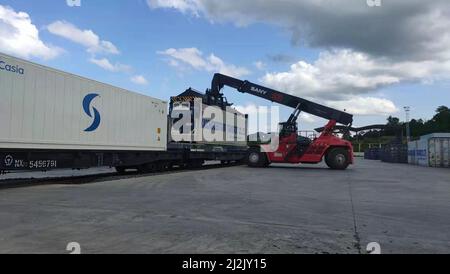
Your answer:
[0,159,449,254]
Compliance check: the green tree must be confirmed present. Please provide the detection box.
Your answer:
[385,116,402,136]
[355,105,450,143]
[387,116,400,127]
[432,105,450,133]
[436,106,450,113]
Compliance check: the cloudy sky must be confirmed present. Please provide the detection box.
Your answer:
[1,0,449,130]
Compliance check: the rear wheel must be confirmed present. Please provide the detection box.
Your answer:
[247,148,268,168]
[155,162,166,172]
[138,162,156,173]
[115,166,127,174]
[326,148,350,170]
[187,160,204,169]
[324,154,331,167]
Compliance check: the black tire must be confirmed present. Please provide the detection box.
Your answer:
[324,153,331,167]
[138,163,156,173]
[326,148,350,170]
[247,147,268,168]
[153,161,171,172]
[115,166,127,174]
[187,160,204,169]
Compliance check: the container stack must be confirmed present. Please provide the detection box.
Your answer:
[380,144,408,164]
[364,148,381,160]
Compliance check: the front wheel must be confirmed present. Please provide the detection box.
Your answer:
[247,148,268,168]
[326,148,350,170]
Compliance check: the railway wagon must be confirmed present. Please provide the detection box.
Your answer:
[0,52,247,173]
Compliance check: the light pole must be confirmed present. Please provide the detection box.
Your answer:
[404,106,411,143]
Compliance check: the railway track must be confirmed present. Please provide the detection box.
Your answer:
[0,162,243,190]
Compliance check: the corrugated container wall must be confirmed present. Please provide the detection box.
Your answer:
[0,52,167,151]
[170,101,248,147]
[408,133,450,168]
[429,137,450,168]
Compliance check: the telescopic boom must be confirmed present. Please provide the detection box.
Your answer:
[207,73,353,126]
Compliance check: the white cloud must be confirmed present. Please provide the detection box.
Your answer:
[160,48,207,69]
[89,57,131,72]
[47,21,139,75]
[260,49,450,115]
[326,97,399,116]
[262,50,403,100]
[262,49,450,99]
[148,1,450,117]
[131,75,149,85]
[254,61,266,71]
[299,113,315,123]
[147,0,202,15]
[0,5,61,60]
[47,21,119,55]
[146,0,450,61]
[158,47,250,78]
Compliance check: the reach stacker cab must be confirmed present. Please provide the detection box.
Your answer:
[205,73,355,170]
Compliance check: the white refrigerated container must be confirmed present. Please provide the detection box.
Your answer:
[408,138,429,166]
[169,99,248,147]
[408,133,450,168]
[0,52,167,151]
[429,136,450,168]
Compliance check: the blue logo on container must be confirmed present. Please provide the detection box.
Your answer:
[83,93,101,132]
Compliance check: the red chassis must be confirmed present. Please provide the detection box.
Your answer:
[253,120,354,170]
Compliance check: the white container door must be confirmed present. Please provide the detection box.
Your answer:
[429,138,450,168]
[443,138,450,168]
[429,138,437,167]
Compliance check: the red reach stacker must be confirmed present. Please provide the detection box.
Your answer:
[205,73,355,170]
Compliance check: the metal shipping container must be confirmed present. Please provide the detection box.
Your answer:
[169,89,248,147]
[408,138,429,166]
[381,144,408,164]
[364,147,381,160]
[408,133,450,167]
[0,52,167,151]
[429,137,450,168]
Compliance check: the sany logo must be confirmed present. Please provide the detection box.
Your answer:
[250,86,268,96]
[83,93,101,132]
[367,0,382,7]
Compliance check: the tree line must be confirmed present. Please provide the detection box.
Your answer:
[356,106,450,140]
